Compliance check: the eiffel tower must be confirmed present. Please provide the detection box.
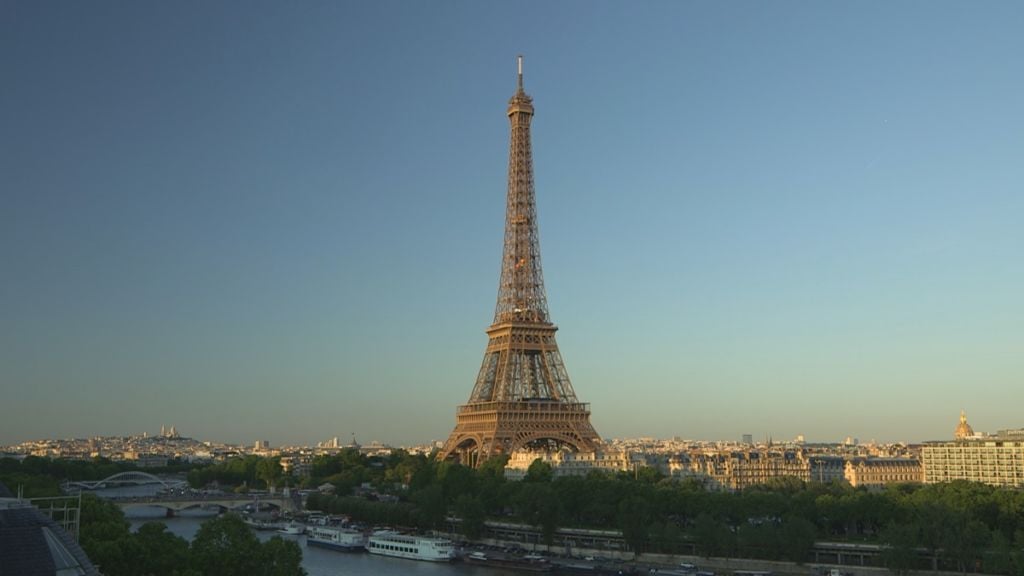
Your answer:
[439,57,602,467]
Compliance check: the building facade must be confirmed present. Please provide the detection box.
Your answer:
[667,450,813,490]
[844,458,923,488]
[504,449,644,480]
[667,449,921,491]
[921,438,1024,487]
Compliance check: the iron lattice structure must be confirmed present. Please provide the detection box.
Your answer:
[439,57,601,467]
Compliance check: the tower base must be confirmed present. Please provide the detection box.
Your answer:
[438,400,601,467]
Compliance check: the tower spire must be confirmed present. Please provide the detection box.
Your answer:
[498,54,541,323]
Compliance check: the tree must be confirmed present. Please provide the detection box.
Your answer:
[692,512,734,558]
[133,522,191,576]
[781,517,818,564]
[438,462,476,505]
[880,522,920,576]
[650,520,685,554]
[190,514,304,576]
[455,494,486,539]
[260,536,306,576]
[256,457,282,490]
[76,495,206,576]
[385,451,429,487]
[737,522,779,560]
[412,484,446,531]
[537,488,561,546]
[947,519,991,573]
[988,531,1015,576]
[515,482,560,546]
[478,458,509,515]
[0,468,62,497]
[191,515,264,576]
[1014,529,1024,576]
[525,459,553,483]
[310,454,343,478]
[636,466,664,483]
[618,496,650,557]
[478,454,510,479]
[916,501,956,570]
[78,494,135,576]
[409,460,437,492]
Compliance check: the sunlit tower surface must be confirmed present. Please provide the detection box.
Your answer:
[439,57,601,467]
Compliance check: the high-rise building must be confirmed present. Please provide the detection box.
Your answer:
[439,57,601,467]
[921,414,1024,487]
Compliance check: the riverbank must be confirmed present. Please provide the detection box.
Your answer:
[445,533,986,576]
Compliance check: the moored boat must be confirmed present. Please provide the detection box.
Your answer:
[306,526,367,553]
[465,551,553,572]
[277,521,305,535]
[366,530,454,562]
[242,516,284,531]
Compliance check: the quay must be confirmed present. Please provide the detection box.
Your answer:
[440,520,941,576]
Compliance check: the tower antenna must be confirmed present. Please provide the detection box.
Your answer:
[517,54,524,91]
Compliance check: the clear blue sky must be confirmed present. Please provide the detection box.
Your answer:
[2,1,1022,447]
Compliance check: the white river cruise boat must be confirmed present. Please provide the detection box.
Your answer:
[366,530,454,562]
[305,526,367,553]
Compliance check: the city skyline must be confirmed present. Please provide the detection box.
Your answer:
[3,2,1022,447]
[0,410,1007,451]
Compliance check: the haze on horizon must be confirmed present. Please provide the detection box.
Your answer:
[2,2,1022,449]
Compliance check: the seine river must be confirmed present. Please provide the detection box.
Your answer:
[125,509,522,576]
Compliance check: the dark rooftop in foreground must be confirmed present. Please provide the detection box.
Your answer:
[0,482,100,576]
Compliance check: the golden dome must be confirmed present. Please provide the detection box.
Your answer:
[954,410,975,439]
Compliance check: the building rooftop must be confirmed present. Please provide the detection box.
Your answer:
[0,483,99,576]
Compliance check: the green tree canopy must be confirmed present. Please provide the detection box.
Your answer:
[524,459,553,483]
[191,515,305,576]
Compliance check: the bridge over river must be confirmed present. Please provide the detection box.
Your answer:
[63,471,188,491]
[109,493,298,516]
[64,471,298,516]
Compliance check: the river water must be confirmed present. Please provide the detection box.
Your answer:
[125,508,521,576]
[100,485,539,575]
